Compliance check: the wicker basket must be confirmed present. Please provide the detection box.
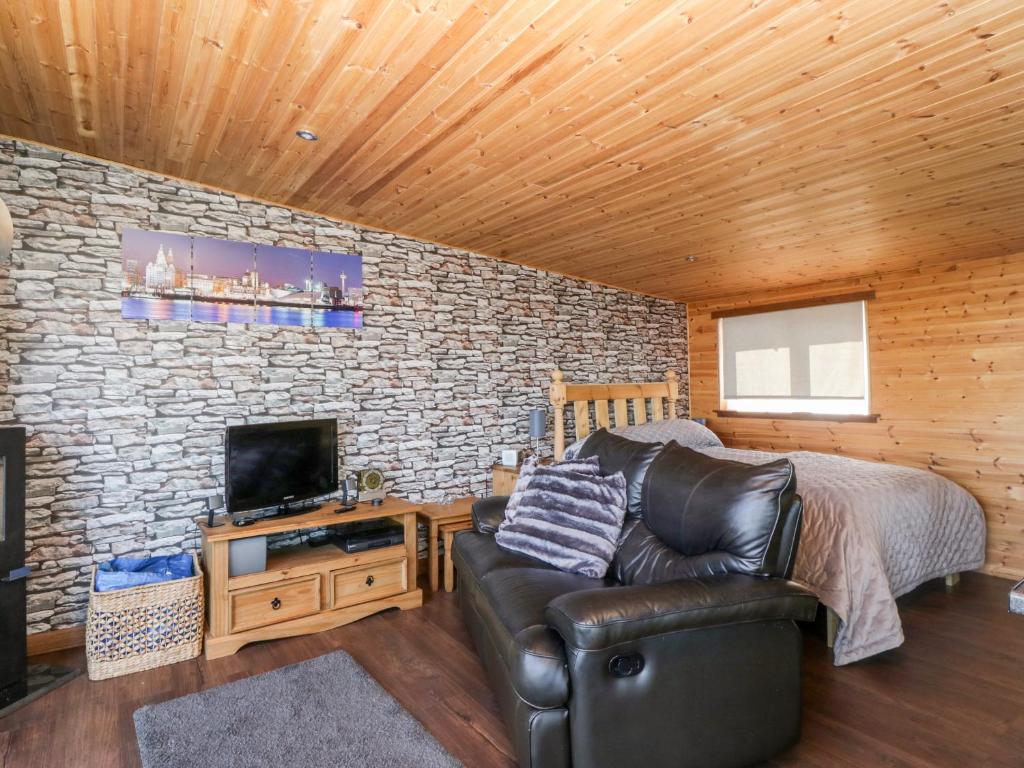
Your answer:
[86,553,204,681]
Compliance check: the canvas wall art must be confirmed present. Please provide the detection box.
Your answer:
[192,236,256,324]
[311,250,364,328]
[119,229,192,321]
[120,228,363,328]
[255,244,312,327]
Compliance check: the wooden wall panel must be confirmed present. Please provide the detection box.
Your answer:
[2,0,1023,301]
[689,254,1024,580]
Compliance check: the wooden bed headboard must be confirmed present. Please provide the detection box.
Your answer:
[550,369,679,460]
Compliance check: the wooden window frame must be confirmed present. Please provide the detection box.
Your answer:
[713,409,879,423]
[716,291,877,421]
[711,290,876,320]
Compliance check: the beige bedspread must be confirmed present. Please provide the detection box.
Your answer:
[699,447,987,665]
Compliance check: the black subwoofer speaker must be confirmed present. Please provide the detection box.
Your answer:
[0,427,27,708]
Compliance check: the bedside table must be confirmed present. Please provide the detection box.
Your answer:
[492,459,553,496]
[491,463,522,496]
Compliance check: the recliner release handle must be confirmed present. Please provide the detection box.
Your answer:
[608,653,645,678]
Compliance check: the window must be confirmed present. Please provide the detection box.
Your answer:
[717,295,872,417]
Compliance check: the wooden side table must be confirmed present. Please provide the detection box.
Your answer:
[441,520,475,592]
[493,459,553,496]
[492,463,522,496]
[417,497,475,593]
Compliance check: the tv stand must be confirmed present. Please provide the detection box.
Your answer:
[198,497,422,659]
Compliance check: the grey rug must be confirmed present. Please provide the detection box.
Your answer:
[133,650,462,768]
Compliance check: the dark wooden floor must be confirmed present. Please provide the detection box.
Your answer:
[2,572,1022,767]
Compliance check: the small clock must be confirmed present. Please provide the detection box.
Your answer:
[357,469,386,502]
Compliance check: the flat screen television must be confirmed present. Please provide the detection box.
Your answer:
[225,418,338,515]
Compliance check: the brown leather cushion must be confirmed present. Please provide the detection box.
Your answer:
[612,518,740,584]
[577,428,663,517]
[640,443,796,577]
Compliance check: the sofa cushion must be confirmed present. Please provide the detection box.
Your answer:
[577,428,663,517]
[642,442,796,577]
[496,466,627,578]
[611,518,741,584]
[482,565,609,643]
[453,531,607,709]
[456,527,554,577]
[505,454,600,523]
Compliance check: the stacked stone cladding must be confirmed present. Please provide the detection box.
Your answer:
[0,138,688,632]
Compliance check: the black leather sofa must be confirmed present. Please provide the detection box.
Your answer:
[453,435,819,768]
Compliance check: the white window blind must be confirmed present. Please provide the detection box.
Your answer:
[719,299,870,415]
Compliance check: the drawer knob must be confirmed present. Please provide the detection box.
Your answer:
[365,575,375,587]
[271,597,282,610]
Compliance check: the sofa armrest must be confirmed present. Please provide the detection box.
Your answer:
[472,496,509,534]
[545,574,817,651]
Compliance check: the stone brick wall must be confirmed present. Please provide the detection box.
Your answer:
[0,138,688,633]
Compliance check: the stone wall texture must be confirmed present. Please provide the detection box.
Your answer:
[0,138,688,633]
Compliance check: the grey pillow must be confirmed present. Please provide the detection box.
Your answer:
[563,419,723,458]
[609,420,723,449]
[496,466,628,579]
[504,454,600,523]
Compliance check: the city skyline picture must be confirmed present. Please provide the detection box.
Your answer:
[120,228,364,328]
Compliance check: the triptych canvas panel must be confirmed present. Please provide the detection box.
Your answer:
[120,228,363,328]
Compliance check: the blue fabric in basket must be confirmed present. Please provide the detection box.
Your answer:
[95,554,194,593]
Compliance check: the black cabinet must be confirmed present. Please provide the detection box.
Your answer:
[0,427,27,708]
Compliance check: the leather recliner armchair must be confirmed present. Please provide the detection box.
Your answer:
[453,437,819,768]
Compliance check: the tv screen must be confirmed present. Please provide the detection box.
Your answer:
[225,419,338,514]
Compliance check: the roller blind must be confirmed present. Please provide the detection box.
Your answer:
[719,300,869,414]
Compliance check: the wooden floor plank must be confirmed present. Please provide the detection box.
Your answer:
[3,572,1021,767]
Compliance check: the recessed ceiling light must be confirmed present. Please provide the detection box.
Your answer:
[296,129,319,142]
[686,255,698,262]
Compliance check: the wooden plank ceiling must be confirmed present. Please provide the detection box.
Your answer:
[1,0,1022,301]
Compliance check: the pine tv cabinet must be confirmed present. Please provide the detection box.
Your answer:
[198,497,422,660]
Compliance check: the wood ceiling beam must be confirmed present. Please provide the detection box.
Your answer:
[1,0,1021,301]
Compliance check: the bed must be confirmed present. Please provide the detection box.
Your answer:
[551,370,987,665]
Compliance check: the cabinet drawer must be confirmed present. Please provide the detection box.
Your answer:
[230,574,320,633]
[331,559,407,609]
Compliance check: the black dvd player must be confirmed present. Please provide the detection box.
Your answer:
[330,519,404,553]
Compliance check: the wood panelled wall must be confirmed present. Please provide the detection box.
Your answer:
[689,254,1024,580]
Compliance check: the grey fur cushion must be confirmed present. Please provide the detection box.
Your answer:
[504,454,600,523]
[496,466,628,578]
